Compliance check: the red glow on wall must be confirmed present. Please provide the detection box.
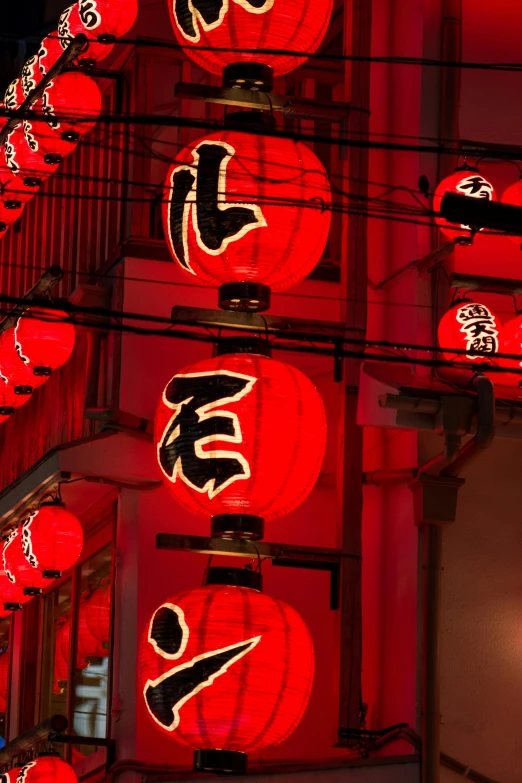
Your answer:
[154,352,326,527]
[17,755,78,783]
[19,503,84,578]
[168,0,333,77]
[14,308,76,376]
[139,582,314,752]
[86,576,111,645]
[162,129,331,294]
[438,301,500,365]
[433,167,496,242]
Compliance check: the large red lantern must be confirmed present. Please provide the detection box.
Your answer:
[162,117,332,311]
[139,568,314,773]
[38,35,70,76]
[57,5,114,63]
[168,0,333,88]
[2,528,48,596]
[14,307,76,377]
[17,754,78,783]
[433,166,496,244]
[500,179,522,247]
[86,576,111,646]
[438,301,500,365]
[0,328,47,394]
[18,501,84,578]
[38,72,102,144]
[4,125,60,185]
[0,651,8,712]
[154,344,326,540]
[4,78,24,114]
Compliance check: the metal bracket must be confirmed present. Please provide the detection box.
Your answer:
[175,82,350,123]
[48,734,116,768]
[156,533,357,611]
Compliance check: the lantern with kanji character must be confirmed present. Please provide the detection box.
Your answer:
[139,567,314,774]
[4,125,60,185]
[500,178,522,247]
[0,159,40,205]
[23,120,78,161]
[21,55,42,99]
[4,78,24,114]
[438,301,500,366]
[162,115,332,311]
[86,576,111,646]
[154,342,326,540]
[56,5,114,63]
[38,34,70,76]
[169,0,333,90]
[18,501,84,578]
[37,71,102,147]
[0,328,48,395]
[14,307,76,377]
[17,753,78,783]
[433,166,496,244]
[3,528,48,596]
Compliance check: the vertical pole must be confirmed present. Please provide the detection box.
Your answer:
[338,0,372,733]
[421,524,443,783]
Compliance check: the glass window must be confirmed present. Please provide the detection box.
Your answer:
[39,580,72,726]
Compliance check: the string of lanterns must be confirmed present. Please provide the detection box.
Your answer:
[0,0,138,240]
[149,1,334,773]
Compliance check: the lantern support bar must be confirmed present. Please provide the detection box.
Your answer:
[0,265,64,335]
[156,533,356,611]
[48,734,116,766]
[0,714,68,767]
[0,34,89,147]
[174,82,351,123]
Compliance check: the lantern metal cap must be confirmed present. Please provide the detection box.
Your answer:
[33,366,52,377]
[222,62,274,92]
[216,337,271,358]
[62,131,79,143]
[211,513,264,541]
[5,199,21,210]
[23,177,41,188]
[40,499,65,509]
[37,751,61,758]
[194,749,248,775]
[206,566,263,592]
[223,109,276,132]
[23,587,42,597]
[14,385,33,395]
[43,570,61,579]
[44,153,62,165]
[4,602,22,611]
[219,282,271,313]
[0,407,14,416]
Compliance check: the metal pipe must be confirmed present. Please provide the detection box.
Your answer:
[0,715,68,766]
[0,266,64,335]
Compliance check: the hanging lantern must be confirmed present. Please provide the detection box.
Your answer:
[38,35,68,77]
[86,576,111,646]
[3,528,48,596]
[17,754,78,783]
[53,620,69,694]
[38,72,102,142]
[23,120,78,161]
[14,307,76,377]
[0,160,40,205]
[0,561,28,611]
[21,55,43,99]
[162,115,332,311]
[0,199,24,231]
[19,501,84,578]
[438,300,500,366]
[0,375,29,416]
[4,125,60,186]
[4,78,24,114]
[0,650,8,712]
[433,166,496,244]
[154,342,326,540]
[0,328,48,395]
[500,178,522,247]
[139,567,314,773]
[169,0,332,90]
[58,1,137,59]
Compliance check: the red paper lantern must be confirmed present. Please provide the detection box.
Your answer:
[433,166,496,244]
[4,78,24,114]
[0,375,28,415]
[2,528,48,596]
[162,121,332,311]
[58,5,113,63]
[0,650,9,711]
[14,308,76,377]
[23,120,78,161]
[500,179,522,246]
[38,72,102,140]
[0,199,24,229]
[21,55,43,99]
[154,347,326,539]
[17,754,78,783]
[86,576,111,645]
[168,0,332,85]
[4,125,60,185]
[139,570,314,773]
[18,502,84,578]
[0,328,47,394]
[59,0,138,47]
[38,35,68,76]
[0,160,40,205]
[438,301,500,365]
[0,566,28,611]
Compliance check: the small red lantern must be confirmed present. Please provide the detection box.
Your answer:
[433,166,496,244]
[3,528,48,596]
[59,0,138,50]
[38,72,102,143]
[17,754,78,783]
[0,651,9,711]
[86,576,111,645]
[14,307,76,377]
[0,566,28,611]
[169,0,332,88]
[18,501,84,578]
[57,5,114,63]
[438,301,500,365]
[38,35,70,76]
[139,568,314,773]
[0,328,47,394]
[23,120,78,161]
[0,160,40,205]
[500,179,522,246]
[154,345,326,540]
[21,55,43,99]
[4,125,60,185]
[4,78,24,114]
[162,117,332,311]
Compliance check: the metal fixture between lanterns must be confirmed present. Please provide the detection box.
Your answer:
[216,337,271,358]
[223,63,274,92]
[44,153,62,165]
[5,200,21,210]
[219,282,271,313]
[23,177,41,188]
[0,406,14,416]
[211,513,265,541]
[205,565,263,591]
[4,602,22,612]
[194,748,248,775]
[61,131,80,143]
[14,385,33,395]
